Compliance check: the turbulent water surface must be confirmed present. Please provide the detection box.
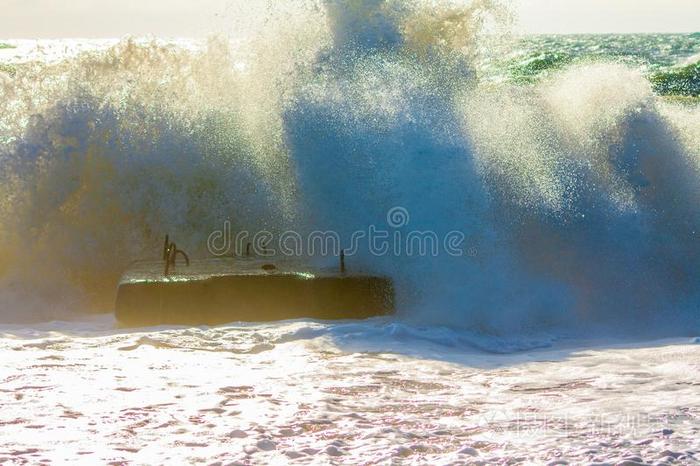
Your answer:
[0,320,699,464]
[1,0,700,464]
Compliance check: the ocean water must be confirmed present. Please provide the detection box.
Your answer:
[1,0,700,463]
[1,319,699,464]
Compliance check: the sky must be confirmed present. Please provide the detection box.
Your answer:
[0,0,698,38]
[514,0,700,34]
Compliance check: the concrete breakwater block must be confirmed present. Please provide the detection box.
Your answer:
[115,258,395,327]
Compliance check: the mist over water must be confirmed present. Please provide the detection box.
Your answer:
[0,0,699,336]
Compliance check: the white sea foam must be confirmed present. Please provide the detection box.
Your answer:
[0,320,698,464]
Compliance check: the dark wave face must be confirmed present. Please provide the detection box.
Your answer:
[0,1,699,336]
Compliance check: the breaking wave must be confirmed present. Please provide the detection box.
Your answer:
[0,0,699,336]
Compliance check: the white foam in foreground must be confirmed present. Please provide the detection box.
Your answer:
[0,319,698,465]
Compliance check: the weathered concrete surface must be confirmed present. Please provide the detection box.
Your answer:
[115,258,394,326]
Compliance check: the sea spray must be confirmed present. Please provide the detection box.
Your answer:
[0,0,698,335]
[465,63,700,331]
[288,2,700,334]
[0,38,295,318]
